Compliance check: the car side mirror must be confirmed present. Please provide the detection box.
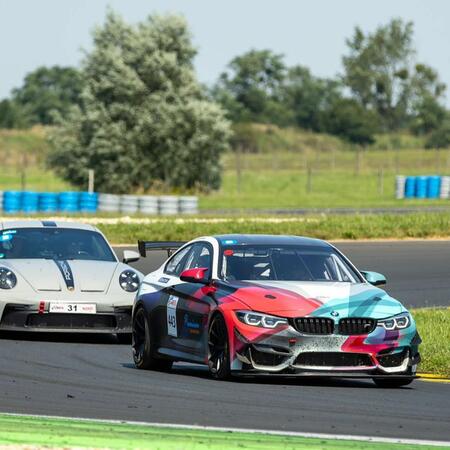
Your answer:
[123,250,140,264]
[361,270,386,286]
[180,267,210,284]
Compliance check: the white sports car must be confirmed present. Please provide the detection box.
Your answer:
[0,220,143,339]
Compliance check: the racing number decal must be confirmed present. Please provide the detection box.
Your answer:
[167,295,179,337]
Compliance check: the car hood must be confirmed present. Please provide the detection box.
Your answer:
[1,259,119,293]
[226,280,405,319]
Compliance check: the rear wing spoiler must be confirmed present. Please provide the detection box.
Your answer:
[138,240,186,258]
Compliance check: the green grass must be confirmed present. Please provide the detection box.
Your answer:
[94,213,450,243]
[412,308,450,377]
[0,414,446,449]
[1,125,449,209]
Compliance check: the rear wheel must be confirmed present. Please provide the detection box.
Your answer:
[132,307,172,371]
[208,314,231,380]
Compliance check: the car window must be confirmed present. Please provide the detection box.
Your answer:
[184,243,212,273]
[0,228,116,262]
[220,245,360,283]
[164,245,193,276]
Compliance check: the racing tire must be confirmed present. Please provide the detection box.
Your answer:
[132,307,172,371]
[208,314,231,380]
[373,368,415,388]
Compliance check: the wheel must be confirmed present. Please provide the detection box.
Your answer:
[132,307,173,371]
[373,367,415,388]
[116,333,132,344]
[208,314,231,380]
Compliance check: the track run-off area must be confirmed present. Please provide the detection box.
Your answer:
[0,240,449,445]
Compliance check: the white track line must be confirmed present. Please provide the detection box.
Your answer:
[1,412,449,447]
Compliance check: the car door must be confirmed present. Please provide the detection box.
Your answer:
[164,242,216,360]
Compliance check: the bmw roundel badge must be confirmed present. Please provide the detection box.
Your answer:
[330,310,339,317]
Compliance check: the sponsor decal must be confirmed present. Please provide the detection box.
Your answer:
[183,313,201,335]
[41,221,57,227]
[0,234,13,242]
[2,230,17,235]
[158,277,170,284]
[167,295,179,337]
[54,260,75,290]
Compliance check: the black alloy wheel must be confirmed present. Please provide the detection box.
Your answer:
[132,307,172,371]
[208,314,231,380]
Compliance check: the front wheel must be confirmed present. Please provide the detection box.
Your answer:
[132,307,172,371]
[208,314,231,380]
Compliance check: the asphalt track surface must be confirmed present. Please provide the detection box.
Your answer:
[0,241,449,442]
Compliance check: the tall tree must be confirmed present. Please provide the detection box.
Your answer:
[281,65,341,131]
[342,18,445,131]
[13,66,83,125]
[49,11,230,193]
[214,49,288,124]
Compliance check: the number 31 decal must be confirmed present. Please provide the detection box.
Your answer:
[167,295,179,337]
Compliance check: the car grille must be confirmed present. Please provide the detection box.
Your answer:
[295,352,373,367]
[338,318,376,335]
[26,314,116,329]
[291,317,334,334]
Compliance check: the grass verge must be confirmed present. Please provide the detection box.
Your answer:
[92,213,450,243]
[412,308,450,377]
[0,414,447,449]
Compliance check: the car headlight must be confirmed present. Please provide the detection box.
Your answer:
[377,313,411,331]
[119,270,139,292]
[235,311,288,329]
[0,267,17,289]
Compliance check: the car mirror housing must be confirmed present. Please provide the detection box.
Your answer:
[180,267,210,284]
[361,270,386,286]
[123,250,140,264]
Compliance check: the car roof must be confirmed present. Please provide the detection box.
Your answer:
[213,234,330,247]
[0,220,97,232]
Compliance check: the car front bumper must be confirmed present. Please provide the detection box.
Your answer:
[229,316,421,376]
[0,303,132,333]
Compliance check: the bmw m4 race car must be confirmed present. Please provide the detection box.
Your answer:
[132,235,421,387]
[0,220,143,339]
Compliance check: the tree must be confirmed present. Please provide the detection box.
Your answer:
[321,98,378,145]
[425,118,450,149]
[342,18,445,131]
[49,11,231,193]
[13,66,83,125]
[214,49,288,124]
[281,65,342,131]
[0,99,29,129]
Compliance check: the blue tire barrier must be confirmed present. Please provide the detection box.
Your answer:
[59,192,80,212]
[22,191,39,213]
[3,191,22,214]
[38,193,59,213]
[427,176,441,199]
[404,177,416,199]
[79,192,98,213]
[415,176,428,199]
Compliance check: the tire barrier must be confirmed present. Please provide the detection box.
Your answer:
[159,196,179,215]
[98,193,120,213]
[395,176,406,199]
[139,196,158,215]
[398,175,449,199]
[0,191,199,215]
[179,196,199,214]
[120,195,139,214]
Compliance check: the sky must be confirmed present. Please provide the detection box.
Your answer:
[1,0,450,102]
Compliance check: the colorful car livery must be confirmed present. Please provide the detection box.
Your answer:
[132,235,421,387]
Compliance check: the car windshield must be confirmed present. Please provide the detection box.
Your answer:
[0,228,116,262]
[220,244,361,283]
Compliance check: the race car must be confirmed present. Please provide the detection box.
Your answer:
[132,235,421,387]
[0,220,143,339]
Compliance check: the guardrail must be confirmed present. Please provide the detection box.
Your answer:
[395,176,450,199]
[0,191,198,215]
